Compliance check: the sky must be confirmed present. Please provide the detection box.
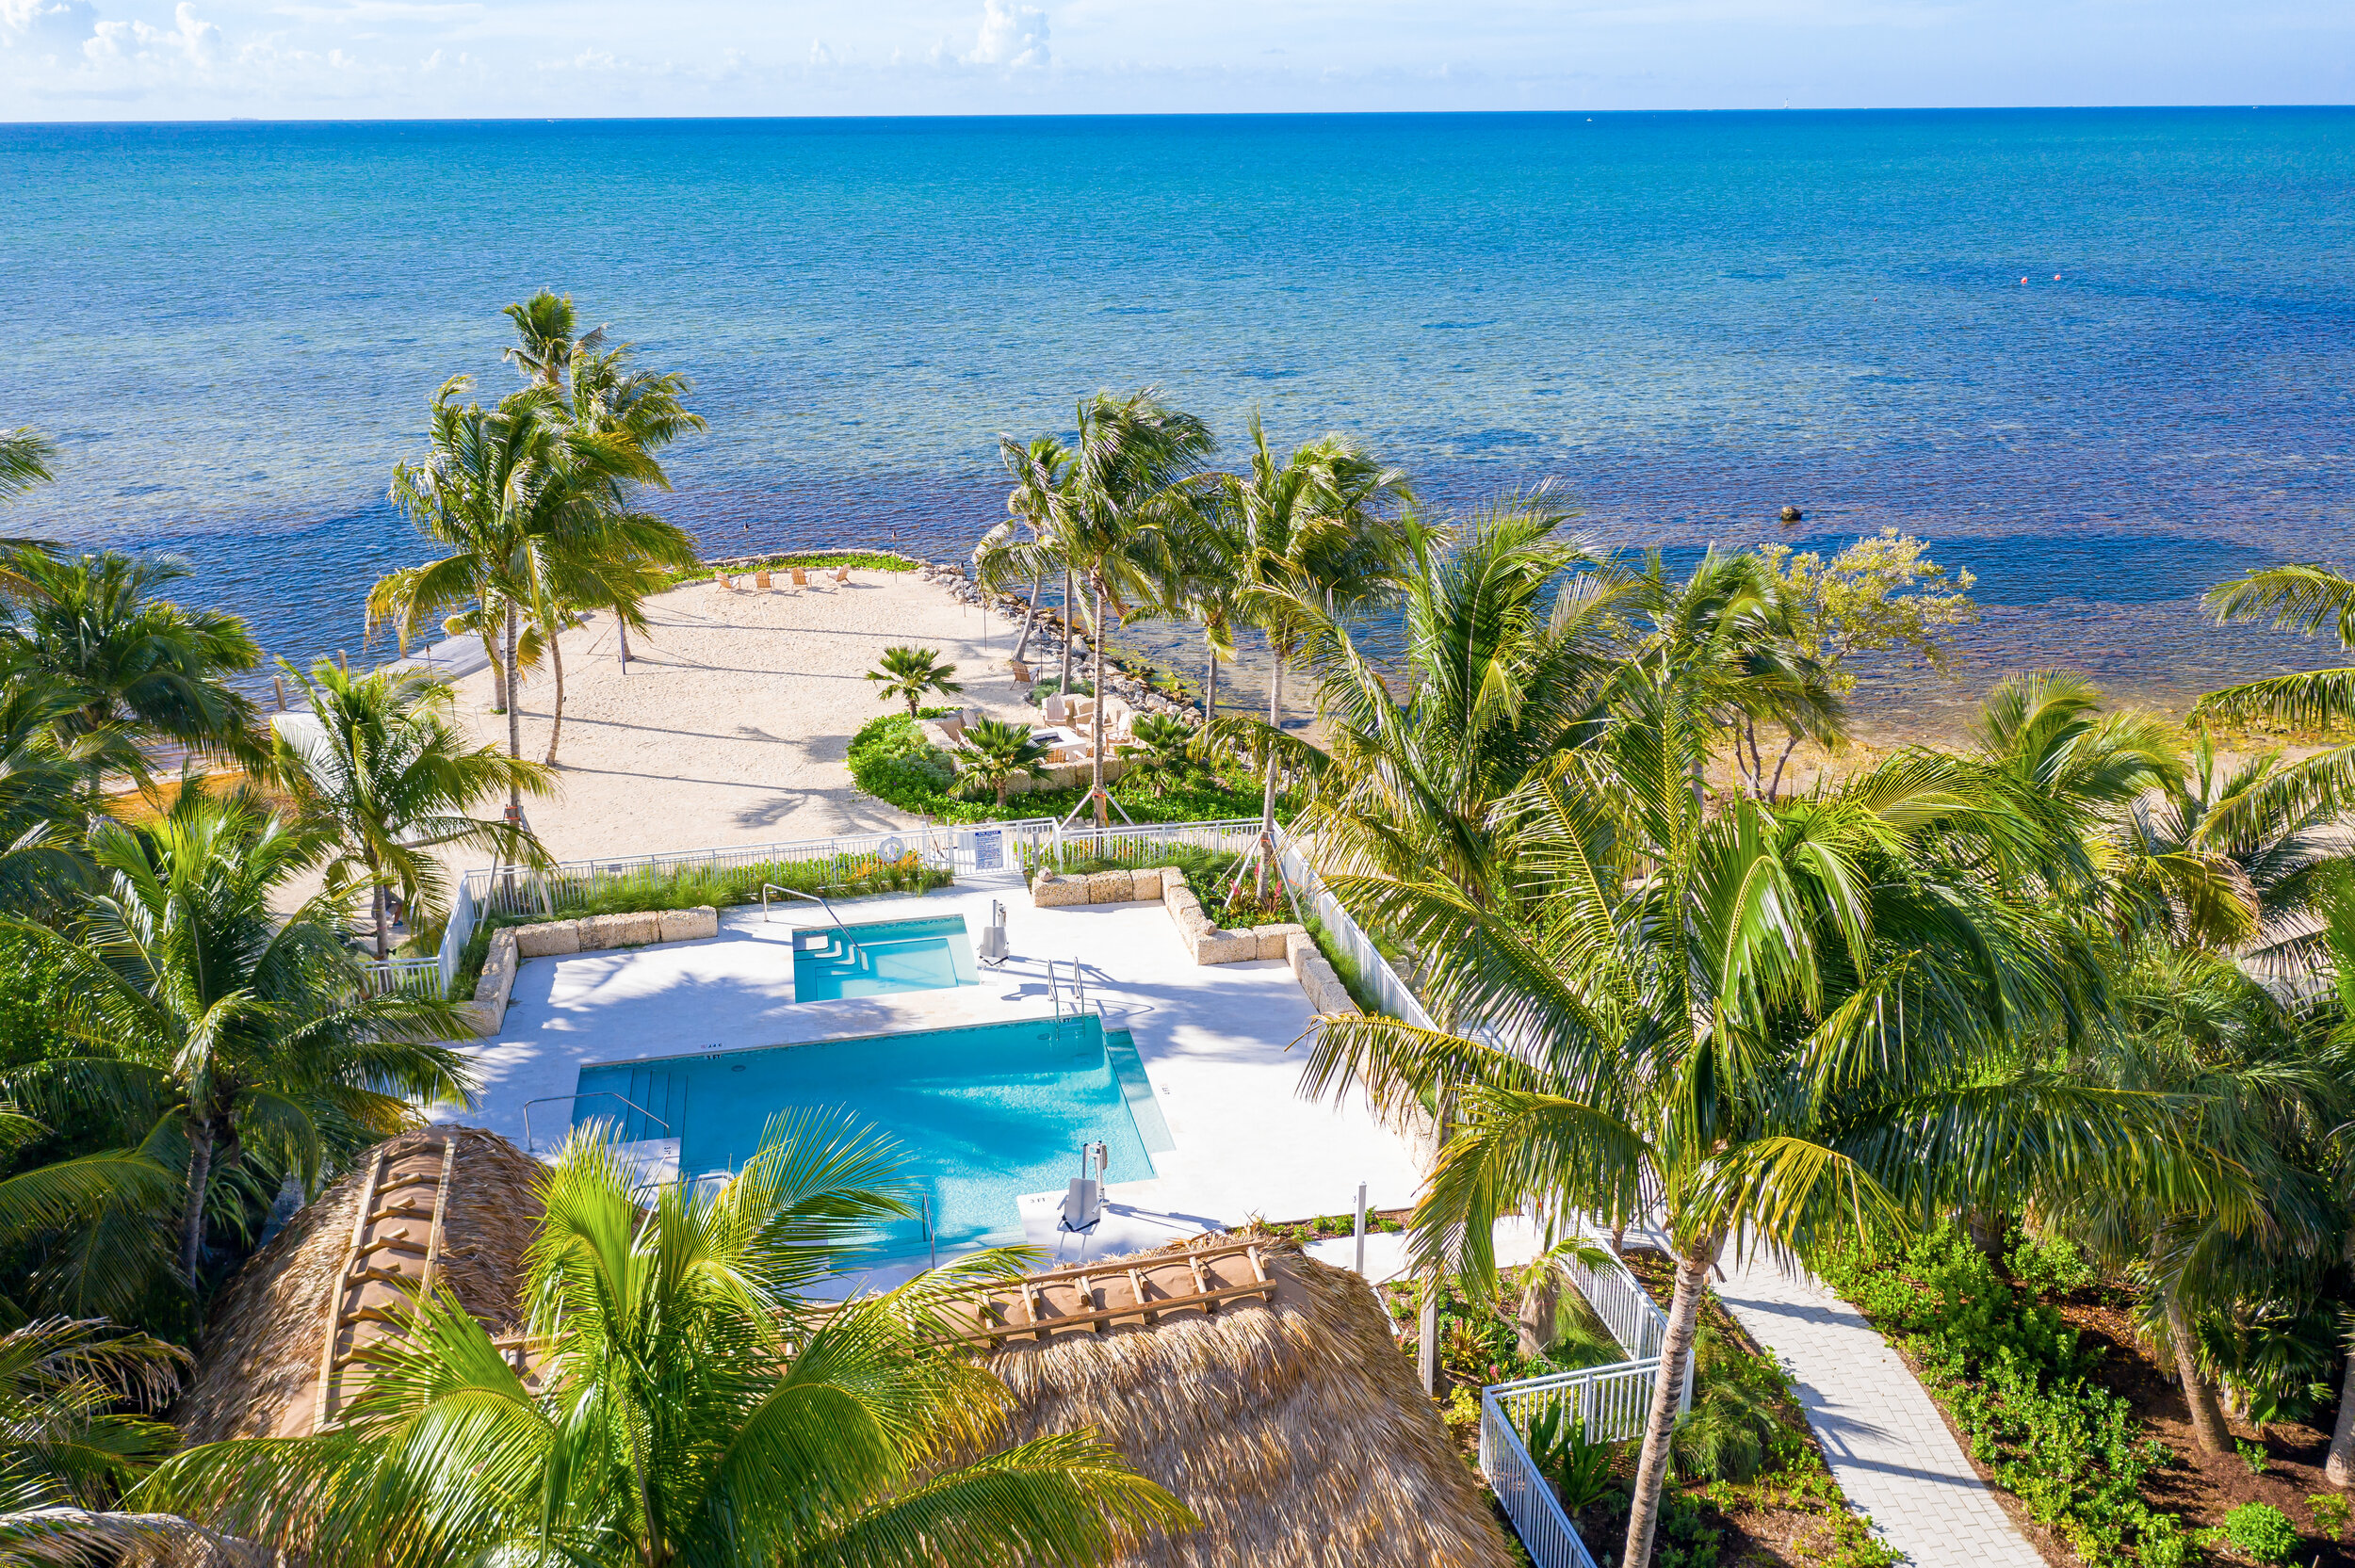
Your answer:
[0,0,2348,120]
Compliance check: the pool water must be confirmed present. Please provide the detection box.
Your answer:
[571,1014,1173,1254]
[791,914,975,1001]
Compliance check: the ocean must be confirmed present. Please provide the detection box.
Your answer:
[5,109,2352,736]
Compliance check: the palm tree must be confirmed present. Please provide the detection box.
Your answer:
[988,391,1214,827]
[954,718,1051,807]
[2192,563,2355,806]
[1293,493,1629,904]
[139,1112,1194,1567]
[500,289,607,389]
[0,675,108,916]
[267,658,555,959]
[0,427,61,571]
[0,792,473,1293]
[1123,713,1196,797]
[982,434,1071,678]
[371,378,658,813]
[1221,414,1411,881]
[0,1317,194,1562]
[1305,689,2205,1568]
[0,550,260,771]
[868,646,963,718]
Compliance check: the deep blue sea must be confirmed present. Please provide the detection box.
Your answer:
[5,110,2352,734]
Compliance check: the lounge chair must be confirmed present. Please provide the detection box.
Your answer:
[1042,693,1070,725]
[833,564,853,585]
[790,568,808,588]
[754,571,772,590]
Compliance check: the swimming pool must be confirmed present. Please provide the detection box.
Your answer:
[571,1014,1173,1254]
[791,914,975,1001]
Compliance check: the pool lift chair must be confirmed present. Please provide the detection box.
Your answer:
[977,898,1010,967]
[1059,1141,1110,1237]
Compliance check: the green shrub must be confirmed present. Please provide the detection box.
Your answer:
[2309,1491,2349,1542]
[2217,1502,2300,1563]
[0,931,74,1071]
[850,712,1270,826]
[1818,1224,2186,1562]
[2007,1227,2096,1298]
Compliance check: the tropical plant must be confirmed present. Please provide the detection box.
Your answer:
[985,390,1215,826]
[0,550,260,771]
[1303,675,2203,1566]
[1294,492,1628,905]
[868,646,963,718]
[983,434,1071,679]
[138,1111,1194,1568]
[953,718,1050,807]
[0,676,104,916]
[1123,713,1197,796]
[0,427,61,572]
[370,377,659,805]
[266,658,554,958]
[1521,1398,1618,1514]
[0,1317,201,1563]
[1218,413,1411,884]
[0,792,472,1307]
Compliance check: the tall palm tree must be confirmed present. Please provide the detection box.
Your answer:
[1294,493,1629,904]
[1304,688,2205,1568]
[0,675,109,916]
[2192,563,2355,807]
[989,391,1215,827]
[0,550,260,771]
[139,1112,1194,1568]
[267,659,555,959]
[982,434,1072,680]
[371,378,658,812]
[1221,415,1411,884]
[0,792,473,1293]
[501,289,607,389]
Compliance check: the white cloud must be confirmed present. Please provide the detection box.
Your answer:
[964,0,1046,69]
[807,35,832,65]
[1,0,95,47]
[83,2,219,66]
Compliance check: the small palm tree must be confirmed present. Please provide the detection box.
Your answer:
[0,793,473,1297]
[0,427,62,572]
[0,550,260,770]
[869,646,963,717]
[1124,712,1196,797]
[268,658,555,959]
[0,675,108,916]
[955,718,1050,806]
[2192,563,2355,806]
[138,1112,1194,1567]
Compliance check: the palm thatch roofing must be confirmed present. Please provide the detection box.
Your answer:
[979,1234,1519,1568]
[174,1124,543,1443]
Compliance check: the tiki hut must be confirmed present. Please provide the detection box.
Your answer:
[175,1124,544,1443]
[969,1234,1519,1568]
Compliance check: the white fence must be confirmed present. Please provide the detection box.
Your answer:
[1276,838,1433,1029]
[358,955,445,998]
[1481,1225,1687,1568]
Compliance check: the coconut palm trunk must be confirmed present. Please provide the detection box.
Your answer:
[544,628,566,766]
[1204,641,1218,725]
[614,605,631,668]
[1624,1236,1719,1568]
[1256,635,1286,897]
[1061,567,1076,691]
[1014,574,1041,661]
[1092,586,1110,828]
[180,1112,214,1281]
[370,876,391,962]
[2165,1289,2232,1454]
[2327,1349,2355,1486]
[503,604,524,820]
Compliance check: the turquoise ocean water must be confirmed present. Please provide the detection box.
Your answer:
[5,110,2352,732]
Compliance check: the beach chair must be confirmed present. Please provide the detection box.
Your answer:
[1042,693,1070,725]
[790,568,808,588]
[754,571,772,590]
[833,565,853,586]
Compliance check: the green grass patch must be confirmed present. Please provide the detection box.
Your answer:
[451,852,952,999]
[847,711,1274,827]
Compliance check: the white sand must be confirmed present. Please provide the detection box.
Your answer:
[448,572,1043,865]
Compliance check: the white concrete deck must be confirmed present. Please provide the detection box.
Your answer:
[434,871,1424,1274]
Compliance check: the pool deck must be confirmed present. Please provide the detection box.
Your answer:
[433,871,1425,1283]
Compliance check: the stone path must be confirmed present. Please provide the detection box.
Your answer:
[1713,1254,2044,1568]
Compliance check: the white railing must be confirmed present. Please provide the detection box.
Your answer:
[1480,1390,1601,1568]
[1276,836,1432,1027]
[1481,1224,1689,1567]
[439,873,477,994]
[358,955,445,998]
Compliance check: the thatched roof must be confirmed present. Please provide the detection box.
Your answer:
[176,1124,544,1443]
[983,1235,1518,1568]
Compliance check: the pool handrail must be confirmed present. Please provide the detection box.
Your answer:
[762,883,846,931]
[523,1091,673,1153]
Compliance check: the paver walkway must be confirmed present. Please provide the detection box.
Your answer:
[1713,1254,2043,1568]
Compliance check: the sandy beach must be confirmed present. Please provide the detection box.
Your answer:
[445,570,1042,864]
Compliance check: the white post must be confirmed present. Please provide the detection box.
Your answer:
[1354,1181,1368,1276]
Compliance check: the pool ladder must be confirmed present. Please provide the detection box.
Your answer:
[1048,959,1088,1044]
